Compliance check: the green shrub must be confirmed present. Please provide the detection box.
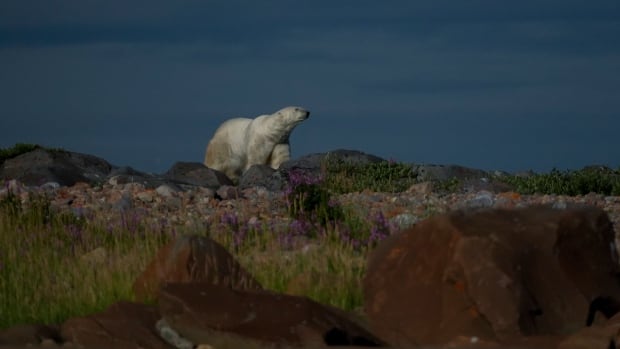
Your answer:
[322,158,418,193]
[500,167,620,196]
[285,170,343,225]
[0,143,67,166]
[0,143,41,164]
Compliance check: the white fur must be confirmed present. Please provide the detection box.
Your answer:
[204,106,310,181]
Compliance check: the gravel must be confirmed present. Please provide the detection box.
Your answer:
[2,179,620,245]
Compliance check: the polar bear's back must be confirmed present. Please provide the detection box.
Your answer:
[212,117,253,146]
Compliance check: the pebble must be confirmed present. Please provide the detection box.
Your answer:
[389,213,419,230]
[79,247,108,266]
[156,318,195,349]
[456,190,495,210]
[136,191,154,203]
[156,184,178,197]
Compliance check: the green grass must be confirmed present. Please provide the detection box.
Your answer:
[0,191,169,326]
[0,188,375,329]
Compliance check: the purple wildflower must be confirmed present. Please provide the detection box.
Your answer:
[233,225,248,247]
[289,218,313,237]
[368,211,391,245]
[220,212,239,227]
[287,169,324,187]
[120,210,142,235]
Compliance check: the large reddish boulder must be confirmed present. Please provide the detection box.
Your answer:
[364,205,620,347]
[60,301,172,349]
[158,282,387,348]
[133,235,262,302]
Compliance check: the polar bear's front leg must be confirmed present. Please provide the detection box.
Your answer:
[269,143,291,169]
[245,137,276,172]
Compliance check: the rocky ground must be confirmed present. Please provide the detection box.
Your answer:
[2,147,619,241]
[4,178,620,249]
[3,147,620,348]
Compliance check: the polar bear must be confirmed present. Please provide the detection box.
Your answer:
[204,106,310,181]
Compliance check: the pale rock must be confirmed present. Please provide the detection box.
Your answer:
[156,318,194,349]
[137,190,155,203]
[40,182,61,190]
[156,184,179,198]
[389,213,418,230]
[107,175,122,186]
[457,190,495,210]
[79,247,107,265]
[407,181,434,195]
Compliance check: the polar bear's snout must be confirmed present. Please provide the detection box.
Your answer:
[294,107,310,119]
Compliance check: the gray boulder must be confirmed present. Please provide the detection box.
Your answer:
[106,166,170,188]
[238,164,286,191]
[279,149,386,180]
[0,148,112,187]
[412,163,489,182]
[164,162,233,189]
[412,164,515,193]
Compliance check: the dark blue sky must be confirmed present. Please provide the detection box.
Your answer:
[1,1,619,174]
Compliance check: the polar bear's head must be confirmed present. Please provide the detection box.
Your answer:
[275,106,310,126]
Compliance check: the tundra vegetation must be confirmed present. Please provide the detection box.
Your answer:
[1,143,619,328]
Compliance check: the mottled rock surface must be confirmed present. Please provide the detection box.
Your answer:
[364,205,620,347]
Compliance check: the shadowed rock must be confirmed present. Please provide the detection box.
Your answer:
[364,205,620,347]
[158,282,387,348]
[0,148,112,187]
[60,301,172,349]
[133,235,262,302]
[239,164,285,191]
[165,161,233,188]
[0,324,62,346]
